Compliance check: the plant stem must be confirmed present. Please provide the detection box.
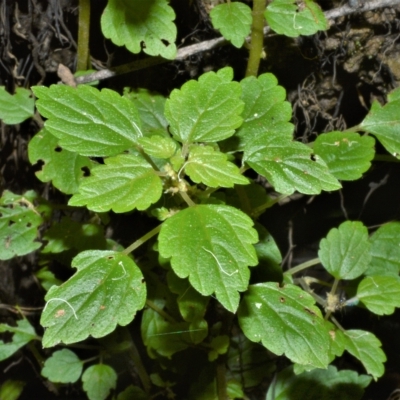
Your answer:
[285,257,321,276]
[245,0,267,77]
[374,154,400,162]
[252,194,290,216]
[180,191,196,207]
[77,0,91,71]
[123,224,163,255]
[145,299,177,324]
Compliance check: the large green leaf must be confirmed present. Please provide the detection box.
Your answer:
[357,276,400,315]
[185,145,248,188]
[82,364,117,400]
[40,250,146,347]
[266,365,371,400]
[265,0,328,38]
[245,133,341,195]
[32,85,142,157]
[313,131,375,181]
[361,87,400,158]
[0,87,34,124]
[101,0,176,59]
[210,2,252,48]
[0,319,38,362]
[0,191,44,260]
[318,221,371,280]
[69,154,163,213]
[164,68,244,144]
[367,222,400,276]
[237,73,293,150]
[41,349,83,383]
[238,283,331,368]
[158,204,258,312]
[28,129,94,194]
[343,330,386,380]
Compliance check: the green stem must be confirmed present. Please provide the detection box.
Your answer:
[245,0,267,77]
[122,224,163,255]
[374,154,400,162]
[77,0,91,71]
[252,194,290,216]
[145,299,177,324]
[285,257,321,276]
[180,191,196,207]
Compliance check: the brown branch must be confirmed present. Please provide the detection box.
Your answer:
[75,0,400,84]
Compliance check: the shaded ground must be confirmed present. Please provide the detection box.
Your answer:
[1,0,400,399]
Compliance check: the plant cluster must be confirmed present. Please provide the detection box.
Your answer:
[1,1,400,399]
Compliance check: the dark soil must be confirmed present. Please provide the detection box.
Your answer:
[1,1,400,399]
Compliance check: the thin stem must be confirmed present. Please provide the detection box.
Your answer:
[374,154,400,162]
[252,194,290,216]
[246,0,267,77]
[285,257,321,276]
[145,299,177,324]
[180,191,196,207]
[77,0,91,71]
[122,224,163,255]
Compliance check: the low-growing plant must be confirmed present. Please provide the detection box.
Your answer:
[1,1,400,399]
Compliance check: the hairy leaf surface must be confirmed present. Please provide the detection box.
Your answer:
[158,204,258,312]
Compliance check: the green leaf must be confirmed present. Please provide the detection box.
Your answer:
[164,68,244,144]
[35,267,63,291]
[343,330,386,380]
[184,145,248,188]
[69,154,163,213]
[210,2,252,48]
[117,385,148,400]
[124,89,168,136]
[208,335,230,361]
[236,73,293,151]
[82,364,117,400]
[141,305,191,358]
[367,222,400,276]
[245,134,341,195]
[357,276,400,315]
[0,87,34,124]
[101,0,177,59]
[138,135,178,159]
[32,85,142,157]
[266,365,371,400]
[265,0,328,38]
[318,221,371,280]
[40,250,146,347]
[158,205,258,312]
[313,132,375,181]
[0,319,37,361]
[0,191,43,260]
[238,283,331,368]
[361,87,400,158]
[41,349,83,383]
[28,129,94,194]
[0,380,26,400]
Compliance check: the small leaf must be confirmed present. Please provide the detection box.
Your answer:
[313,131,375,180]
[40,250,146,347]
[101,0,177,59]
[41,349,83,383]
[238,283,331,368]
[116,385,148,400]
[318,221,371,280]
[0,87,34,124]
[82,364,117,400]
[361,87,400,158]
[245,133,341,195]
[185,145,248,188]
[343,330,386,380]
[208,335,230,362]
[210,2,252,48]
[357,276,400,315]
[0,191,43,260]
[0,320,37,362]
[124,88,168,136]
[69,154,163,213]
[28,129,94,194]
[367,222,400,276]
[32,85,142,157]
[138,135,178,159]
[265,0,328,38]
[0,380,26,400]
[164,67,244,144]
[158,204,258,312]
[266,365,371,400]
[236,73,293,150]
